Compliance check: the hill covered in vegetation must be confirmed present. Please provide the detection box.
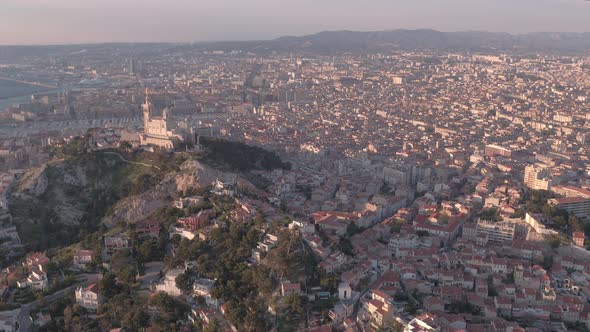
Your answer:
[9,149,184,250]
[8,137,289,251]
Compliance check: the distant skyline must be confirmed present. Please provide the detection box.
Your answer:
[2,0,590,45]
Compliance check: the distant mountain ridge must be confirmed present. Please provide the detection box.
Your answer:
[266,29,590,53]
[2,29,590,60]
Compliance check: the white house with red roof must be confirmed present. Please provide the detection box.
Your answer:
[16,265,48,291]
[73,250,94,269]
[281,280,301,297]
[75,283,102,311]
[573,231,585,247]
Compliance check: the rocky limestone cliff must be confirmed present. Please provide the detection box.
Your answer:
[10,156,122,228]
[102,159,240,226]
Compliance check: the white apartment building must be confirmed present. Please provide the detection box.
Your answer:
[524,164,552,191]
[476,219,516,243]
[548,197,590,221]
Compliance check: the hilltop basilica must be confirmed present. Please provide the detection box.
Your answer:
[139,89,176,149]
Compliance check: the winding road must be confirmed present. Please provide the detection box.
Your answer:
[101,151,161,170]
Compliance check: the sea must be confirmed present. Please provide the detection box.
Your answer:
[0,80,61,111]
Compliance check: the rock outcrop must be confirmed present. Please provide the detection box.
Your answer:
[100,159,239,225]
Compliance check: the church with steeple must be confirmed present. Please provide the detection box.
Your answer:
[139,88,175,149]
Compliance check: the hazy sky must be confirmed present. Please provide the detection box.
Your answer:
[2,0,590,45]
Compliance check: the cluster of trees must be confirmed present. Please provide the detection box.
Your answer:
[197,222,272,330]
[447,300,482,315]
[175,270,194,293]
[318,270,340,294]
[109,249,138,284]
[264,231,318,284]
[63,304,100,331]
[390,218,406,234]
[525,190,584,233]
[98,273,189,330]
[98,286,151,330]
[125,148,188,174]
[337,237,354,257]
[51,135,91,157]
[127,222,168,268]
[150,207,184,228]
[416,230,430,237]
[479,207,501,222]
[296,184,313,200]
[279,293,309,331]
[160,219,275,329]
[200,137,291,171]
[9,195,82,251]
[244,172,273,190]
[148,292,190,329]
[502,271,515,284]
[135,236,166,264]
[547,234,563,249]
